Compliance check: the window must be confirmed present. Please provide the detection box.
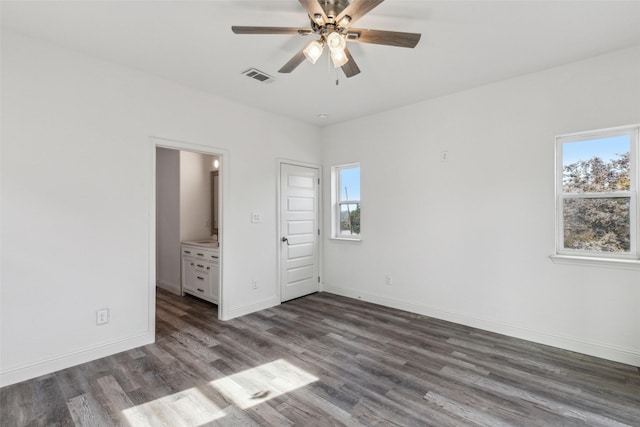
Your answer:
[555,125,638,260]
[331,163,360,239]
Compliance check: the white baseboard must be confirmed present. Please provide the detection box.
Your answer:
[0,332,154,387]
[222,296,280,321]
[322,284,640,367]
[156,279,181,295]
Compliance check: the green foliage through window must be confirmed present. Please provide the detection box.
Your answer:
[340,204,360,235]
[563,153,630,193]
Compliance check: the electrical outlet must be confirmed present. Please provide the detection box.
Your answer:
[385,275,392,286]
[441,150,449,162]
[96,308,109,325]
[251,279,258,290]
[251,212,262,223]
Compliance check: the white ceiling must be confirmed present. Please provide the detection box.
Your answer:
[3,1,640,127]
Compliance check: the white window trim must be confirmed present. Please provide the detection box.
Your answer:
[553,124,640,266]
[549,254,640,270]
[331,163,361,242]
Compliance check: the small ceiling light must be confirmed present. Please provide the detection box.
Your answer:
[326,31,346,52]
[330,48,348,68]
[318,113,328,120]
[303,39,324,64]
[338,15,352,27]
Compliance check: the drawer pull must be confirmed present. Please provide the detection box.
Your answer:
[197,264,205,268]
[197,276,205,280]
[190,262,194,266]
[212,255,218,259]
[197,288,204,292]
[207,267,210,270]
[197,253,204,256]
[184,250,191,254]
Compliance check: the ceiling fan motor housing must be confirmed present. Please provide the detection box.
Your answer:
[319,0,350,21]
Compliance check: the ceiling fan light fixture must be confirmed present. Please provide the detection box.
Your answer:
[326,31,346,52]
[303,39,324,64]
[338,15,351,27]
[312,13,324,25]
[330,48,349,68]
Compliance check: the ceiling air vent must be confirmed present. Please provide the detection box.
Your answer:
[242,68,275,84]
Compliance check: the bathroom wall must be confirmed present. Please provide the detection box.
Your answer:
[156,147,181,293]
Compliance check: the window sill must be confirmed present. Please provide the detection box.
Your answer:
[549,254,640,270]
[329,237,362,243]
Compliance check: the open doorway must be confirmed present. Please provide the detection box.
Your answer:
[151,137,225,327]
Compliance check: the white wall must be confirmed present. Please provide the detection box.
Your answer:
[321,46,640,366]
[156,147,181,293]
[0,31,321,386]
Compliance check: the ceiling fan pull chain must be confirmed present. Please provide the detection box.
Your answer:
[327,49,331,74]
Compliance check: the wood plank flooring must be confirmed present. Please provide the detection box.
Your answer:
[2,288,639,426]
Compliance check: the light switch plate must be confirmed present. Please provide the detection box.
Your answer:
[251,212,262,223]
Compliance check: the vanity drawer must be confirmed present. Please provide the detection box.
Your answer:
[184,257,212,272]
[182,247,219,261]
[184,263,210,296]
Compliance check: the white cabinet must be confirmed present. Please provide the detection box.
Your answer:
[181,243,219,304]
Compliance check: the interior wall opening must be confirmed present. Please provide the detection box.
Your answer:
[155,143,223,329]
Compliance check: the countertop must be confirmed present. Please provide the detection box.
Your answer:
[182,240,219,249]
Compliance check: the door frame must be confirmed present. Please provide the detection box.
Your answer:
[150,136,229,328]
[276,159,323,303]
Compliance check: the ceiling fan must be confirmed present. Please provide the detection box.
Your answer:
[232,0,421,78]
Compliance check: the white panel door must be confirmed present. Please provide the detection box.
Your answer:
[280,164,319,302]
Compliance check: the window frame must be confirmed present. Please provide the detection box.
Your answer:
[331,163,361,241]
[554,124,639,261]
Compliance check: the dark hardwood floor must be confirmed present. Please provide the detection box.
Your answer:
[2,288,640,426]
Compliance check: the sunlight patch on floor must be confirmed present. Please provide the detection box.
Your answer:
[210,359,319,409]
[122,387,226,426]
[121,359,317,425]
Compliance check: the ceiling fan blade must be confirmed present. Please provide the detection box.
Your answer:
[278,49,307,73]
[336,0,385,27]
[346,29,421,48]
[232,26,310,35]
[298,0,328,24]
[341,48,361,78]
